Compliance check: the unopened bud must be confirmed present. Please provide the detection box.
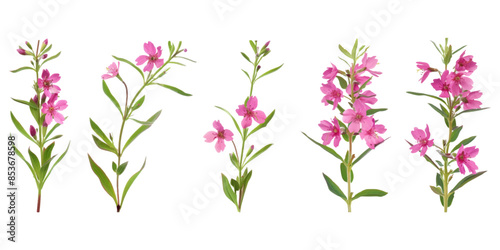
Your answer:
[42,54,48,59]
[41,39,48,51]
[257,65,261,71]
[33,94,39,104]
[17,48,26,55]
[30,125,37,138]
[184,49,187,52]
[41,93,47,103]
[25,41,33,50]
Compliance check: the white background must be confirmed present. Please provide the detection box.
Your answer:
[1,0,499,249]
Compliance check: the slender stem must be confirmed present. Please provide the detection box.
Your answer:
[442,97,454,212]
[37,189,41,213]
[347,133,353,212]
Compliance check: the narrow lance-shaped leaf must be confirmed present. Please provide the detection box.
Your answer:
[155,83,192,96]
[221,174,238,206]
[451,136,476,153]
[337,76,347,89]
[42,142,70,186]
[450,126,463,142]
[244,144,272,166]
[11,66,35,73]
[121,159,147,206]
[112,55,144,80]
[456,107,489,117]
[428,103,448,119]
[256,64,283,80]
[40,51,61,66]
[323,173,347,201]
[340,162,354,183]
[248,110,275,137]
[430,186,443,196]
[14,147,39,183]
[92,135,117,154]
[215,106,242,137]
[11,112,37,145]
[407,91,446,105]
[352,189,388,200]
[90,118,114,148]
[88,155,117,205]
[450,171,486,193]
[102,80,123,116]
[122,110,162,152]
[338,44,352,59]
[303,132,344,162]
[12,98,39,110]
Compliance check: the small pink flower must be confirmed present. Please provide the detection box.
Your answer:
[431,70,451,98]
[456,145,479,174]
[101,62,120,80]
[361,53,382,77]
[342,100,372,133]
[204,120,234,153]
[417,62,432,83]
[320,82,343,109]
[356,90,377,110]
[360,118,386,149]
[449,71,473,96]
[17,48,26,55]
[346,82,360,95]
[37,69,61,96]
[322,63,338,83]
[30,125,37,138]
[41,94,67,126]
[455,51,477,73]
[318,117,342,147]
[235,96,266,129]
[461,90,482,110]
[410,124,434,156]
[135,41,164,72]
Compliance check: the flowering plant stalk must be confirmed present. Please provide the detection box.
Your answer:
[89,41,193,212]
[10,39,70,212]
[204,40,282,212]
[303,40,388,212]
[407,38,487,212]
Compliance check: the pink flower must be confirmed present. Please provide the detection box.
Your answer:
[356,90,377,110]
[235,96,266,129]
[318,118,342,147]
[342,100,372,133]
[101,62,120,79]
[346,82,360,95]
[322,63,338,83]
[41,94,67,125]
[417,62,432,83]
[360,118,386,149]
[30,125,37,138]
[361,53,382,77]
[461,90,482,110]
[135,41,164,72]
[37,69,61,96]
[456,145,479,174]
[449,71,473,96]
[410,124,434,156]
[204,120,234,153]
[320,82,343,109]
[455,51,477,73]
[431,70,451,98]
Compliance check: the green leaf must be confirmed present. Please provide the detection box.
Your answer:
[88,155,117,205]
[42,142,70,186]
[323,173,346,201]
[337,104,345,114]
[11,112,37,144]
[90,118,114,147]
[92,135,117,154]
[215,106,242,137]
[121,158,146,206]
[338,44,352,59]
[11,66,34,73]
[12,98,39,110]
[112,162,117,172]
[450,171,486,193]
[351,39,358,58]
[40,51,61,66]
[221,174,238,206]
[243,170,252,187]
[244,144,272,166]
[112,55,144,80]
[241,52,251,63]
[248,110,275,137]
[430,186,443,196]
[303,132,343,162]
[431,40,442,53]
[122,110,162,152]
[352,147,372,166]
[231,179,240,191]
[14,147,38,183]
[456,107,489,117]
[450,126,463,142]
[229,153,239,169]
[451,136,476,153]
[407,91,446,105]
[428,103,447,119]
[366,108,387,116]
[352,189,387,200]
[46,134,63,142]
[249,40,257,54]
[132,96,145,110]
[257,64,283,80]
[102,80,123,116]
[130,118,153,125]
[337,76,347,89]
[117,162,128,175]
[155,83,192,96]
[28,148,41,177]
[452,45,467,55]
[340,162,354,183]
[241,69,251,80]
[436,173,444,190]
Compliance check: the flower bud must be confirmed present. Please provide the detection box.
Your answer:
[264,41,270,48]
[30,125,37,138]
[257,65,261,71]
[17,48,26,55]
[25,41,33,50]
[246,145,255,158]
[33,94,39,104]
[41,93,48,103]
[41,39,48,51]
[42,54,48,59]
[184,49,187,52]
[43,121,48,127]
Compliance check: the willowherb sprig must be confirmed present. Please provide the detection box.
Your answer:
[303,39,388,212]
[10,39,70,212]
[89,41,194,212]
[407,38,487,212]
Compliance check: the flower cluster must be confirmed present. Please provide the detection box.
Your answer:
[304,40,388,212]
[204,40,282,212]
[11,39,69,212]
[407,38,486,212]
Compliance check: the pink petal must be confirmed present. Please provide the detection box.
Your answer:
[420,145,428,156]
[235,105,246,116]
[424,125,431,140]
[213,120,223,132]
[41,103,49,114]
[53,112,65,124]
[37,78,44,89]
[223,129,234,141]
[247,96,258,110]
[465,146,479,158]
[144,42,156,55]
[44,113,53,126]
[411,128,425,141]
[42,69,49,79]
[361,117,373,131]
[156,46,163,57]
[49,73,61,83]
[253,110,266,124]
[136,55,149,65]
[342,109,355,123]
[318,120,333,131]
[464,160,478,174]
[204,131,217,142]
[321,132,333,145]
[102,74,112,79]
[144,61,154,72]
[241,116,252,129]
[215,138,226,153]
[50,85,61,94]
[155,58,164,68]
[457,162,466,175]
[348,121,360,133]
[333,135,341,147]
[55,100,68,110]
[410,144,422,153]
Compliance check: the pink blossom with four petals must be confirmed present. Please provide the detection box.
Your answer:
[319,117,342,147]
[135,41,164,72]
[417,62,432,83]
[342,100,372,133]
[204,120,234,153]
[41,94,68,126]
[431,70,452,98]
[449,71,473,96]
[361,53,382,77]
[235,96,266,129]
[101,62,120,79]
[461,90,482,110]
[456,145,479,174]
[455,51,477,73]
[320,82,343,109]
[322,63,338,83]
[37,69,61,96]
[359,118,386,149]
[356,90,377,110]
[409,124,434,156]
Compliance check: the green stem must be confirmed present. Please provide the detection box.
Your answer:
[442,97,454,213]
[347,133,353,212]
